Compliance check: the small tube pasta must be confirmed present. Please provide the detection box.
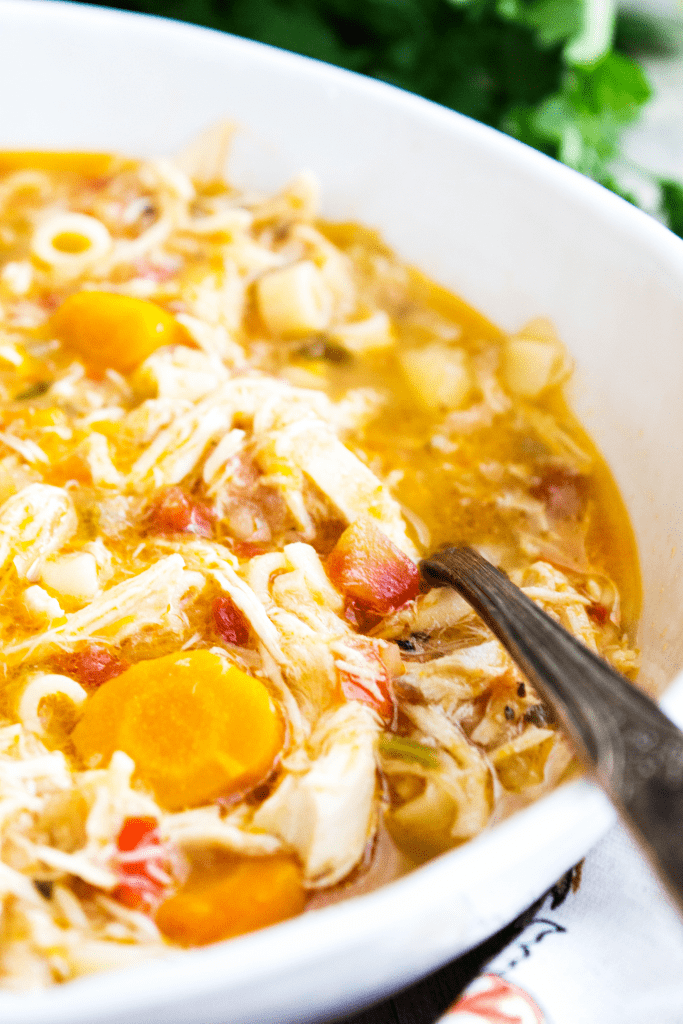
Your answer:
[256,260,332,337]
[17,673,87,737]
[31,212,112,271]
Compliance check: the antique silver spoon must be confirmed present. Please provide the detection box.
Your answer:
[420,546,683,915]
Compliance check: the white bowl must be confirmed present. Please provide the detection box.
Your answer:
[1,2,683,1021]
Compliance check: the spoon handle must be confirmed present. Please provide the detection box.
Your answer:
[421,546,683,914]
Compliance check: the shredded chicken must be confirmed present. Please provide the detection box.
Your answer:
[253,702,380,886]
[0,484,76,581]
[6,555,204,655]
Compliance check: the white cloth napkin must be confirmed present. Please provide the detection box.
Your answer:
[439,822,683,1023]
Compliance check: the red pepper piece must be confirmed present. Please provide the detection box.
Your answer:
[113,816,170,913]
[231,541,270,559]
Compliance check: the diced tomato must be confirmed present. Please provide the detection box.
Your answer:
[336,636,395,721]
[55,644,128,690]
[147,486,214,538]
[113,816,171,913]
[231,540,270,559]
[133,258,179,283]
[327,517,419,617]
[530,466,587,522]
[342,601,362,628]
[39,292,62,314]
[339,673,393,720]
[85,176,113,192]
[213,595,250,646]
[588,602,609,626]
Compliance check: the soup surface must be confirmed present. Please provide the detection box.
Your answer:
[0,143,639,987]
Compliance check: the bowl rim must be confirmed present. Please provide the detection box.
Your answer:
[0,776,616,1023]
[1,3,683,1021]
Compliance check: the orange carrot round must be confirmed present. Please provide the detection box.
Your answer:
[71,650,283,810]
[155,854,306,946]
[51,290,191,374]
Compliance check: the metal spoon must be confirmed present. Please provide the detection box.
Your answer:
[420,546,683,914]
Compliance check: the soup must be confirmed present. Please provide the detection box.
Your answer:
[0,143,638,987]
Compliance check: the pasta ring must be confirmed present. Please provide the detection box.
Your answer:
[31,212,112,270]
[17,672,87,737]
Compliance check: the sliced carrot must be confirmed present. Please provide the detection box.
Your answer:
[155,854,305,946]
[48,451,92,486]
[50,291,191,374]
[71,650,283,810]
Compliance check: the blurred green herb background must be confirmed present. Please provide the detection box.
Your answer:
[84,0,683,236]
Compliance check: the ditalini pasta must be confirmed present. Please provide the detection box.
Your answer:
[0,138,638,988]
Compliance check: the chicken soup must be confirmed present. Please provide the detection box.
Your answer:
[0,144,638,987]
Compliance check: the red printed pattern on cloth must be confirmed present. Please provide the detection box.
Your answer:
[442,974,545,1024]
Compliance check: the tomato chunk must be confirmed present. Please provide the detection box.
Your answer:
[147,486,214,538]
[327,517,419,616]
[156,854,305,946]
[588,602,610,626]
[213,595,250,646]
[530,466,587,522]
[113,816,170,913]
[55,643,128,690]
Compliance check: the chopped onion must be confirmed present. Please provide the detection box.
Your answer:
[399,343,473,412]
[256,260,332,337]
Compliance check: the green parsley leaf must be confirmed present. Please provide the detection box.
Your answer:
[15,381,51,401]
[76,1,682,237]
[659,180,683,239]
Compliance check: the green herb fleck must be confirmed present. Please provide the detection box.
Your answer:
[659,179,683,239]
[15,381,51,401]
[379,733,440,769]
[296,338,351,363]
